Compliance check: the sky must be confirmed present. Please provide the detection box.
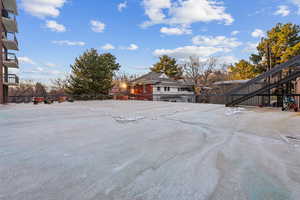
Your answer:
[13,0,300,84]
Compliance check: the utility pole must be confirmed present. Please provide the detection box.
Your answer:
[266,42,272,106]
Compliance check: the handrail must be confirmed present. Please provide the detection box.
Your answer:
[1,14,18,33]
[3,52,18,63]
[225,55,300,96]
[3,32,17,40]
[226,70,300,107]
[3,74,19,84]
[2,0,18,15]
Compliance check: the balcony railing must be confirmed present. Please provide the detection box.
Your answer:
[3,52,18,68]
[2,32,18,50]
[5,52,18,63]
[3,32,18,43]
[3,74,19,85]
[3,0,18,15]
[2,15,18,33]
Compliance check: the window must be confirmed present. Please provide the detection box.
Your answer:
[157,87,160,91]
[164,87,170,92]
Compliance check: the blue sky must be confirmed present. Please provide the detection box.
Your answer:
[14,0,300,84]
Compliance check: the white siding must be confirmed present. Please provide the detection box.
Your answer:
[153,85,194,95]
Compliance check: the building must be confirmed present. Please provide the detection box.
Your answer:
[208,80,265,105]
[224,55,300,107]
[109,80,130,100]
[129,72,195,102]
[0,0,19,104]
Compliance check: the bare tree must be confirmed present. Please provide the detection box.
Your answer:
[51,77,68,89]
[201,57,218,86]
[34,82,47,97]
[183,57,218,94]
[49,76,70,96]
[9,80,35,96]
[114,71,139,82]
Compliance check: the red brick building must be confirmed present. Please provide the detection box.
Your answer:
[129,72,195,102]
[0,0,19,104]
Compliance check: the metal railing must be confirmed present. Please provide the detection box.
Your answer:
[3,74,19,85]
[2,14,18,32]
[226,70,300,107]
[2,0,18,15]
[2,32,18,44]
[3,52,18,64]
[225,55,300,97]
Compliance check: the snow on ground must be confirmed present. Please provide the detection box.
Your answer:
[1,100,300,200]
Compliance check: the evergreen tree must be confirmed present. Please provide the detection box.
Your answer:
[151,55,183,79]
[251,23,300,70]
[67,49,120,96]
[229,23,300,79]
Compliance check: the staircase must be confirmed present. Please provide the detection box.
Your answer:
[225,55,300,107]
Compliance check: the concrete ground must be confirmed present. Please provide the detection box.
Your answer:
[1,100,300,200]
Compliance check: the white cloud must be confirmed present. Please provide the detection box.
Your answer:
[153,35,241,60]
[218,55,238,65]
[118,1,127,12]
[251,29,265,38]
[153,45,226,59]
[21,0,67,18]
[27,69,63,75]
[274,5,290,17]
[52,40,86,46]
[192,35,242,48]
[231,30,240,36]
[45,63,57,67]
[49,70,63,75]
[243,42,258,53]
[122,44,139,50]
[90,20,105,33]
[128,44,139,50]
[291,0,300,14]
[160,27,192,35]
[19,56,35,65]
[101,43,115,50]
[45,20,66,32]
[143,0,171,25]
[142,0,234,27]
[36,67,44,72]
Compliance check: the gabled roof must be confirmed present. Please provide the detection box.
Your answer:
[131,71,193,86]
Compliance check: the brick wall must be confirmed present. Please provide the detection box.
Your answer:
[130,84,153,100]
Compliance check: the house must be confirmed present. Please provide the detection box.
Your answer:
[129,72,195,102]
[110,80,130,100]
[0,0,19,104]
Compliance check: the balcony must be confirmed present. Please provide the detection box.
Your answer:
[3,52,18,68]
[2,16,18,33]
[2,0,18,15]
[3,74,19,85]
[2,32,18,50]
